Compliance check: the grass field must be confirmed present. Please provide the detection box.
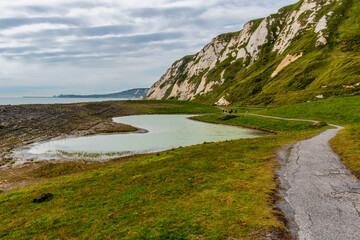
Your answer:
[0,102,328,239]
[192,114,324,133]
[253,95,360,125]
[0,130,325,240]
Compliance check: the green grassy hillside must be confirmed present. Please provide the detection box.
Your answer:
[198,0,360,106]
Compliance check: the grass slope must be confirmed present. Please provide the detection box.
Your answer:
[253,95,360,125]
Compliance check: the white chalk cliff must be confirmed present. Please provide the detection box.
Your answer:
[146,0,338,103]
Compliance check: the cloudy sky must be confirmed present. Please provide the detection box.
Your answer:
[0,0,297,97]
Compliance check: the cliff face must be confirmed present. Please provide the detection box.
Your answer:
[147,0,360,106]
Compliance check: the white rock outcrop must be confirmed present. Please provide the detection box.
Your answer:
[273,0,334,53]
[315,11,334,46]
[246,18,269,62]
[216,96,230,106]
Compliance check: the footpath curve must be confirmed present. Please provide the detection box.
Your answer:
[249,114,360,240]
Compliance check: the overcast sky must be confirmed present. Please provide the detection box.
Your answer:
[0,0,298,97]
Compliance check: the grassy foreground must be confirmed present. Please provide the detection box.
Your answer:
[0,102,328,239]
[2,96,358,239]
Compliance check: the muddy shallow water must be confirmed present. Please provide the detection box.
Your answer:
[13,115,262,164]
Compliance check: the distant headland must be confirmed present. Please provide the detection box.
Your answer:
[25,88,150,99]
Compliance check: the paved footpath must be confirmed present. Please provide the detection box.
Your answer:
[250,114,360,240]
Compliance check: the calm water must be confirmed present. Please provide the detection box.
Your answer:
[0,97,126,105]
[14,115,261,163]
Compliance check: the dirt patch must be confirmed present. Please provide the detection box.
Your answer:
[265,227,295,240]
[271,52,303,78]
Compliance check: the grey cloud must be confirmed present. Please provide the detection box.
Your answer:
[130,7,201,18]
[79,25,135,36]
[0,0,299,96]
[0,17,81,29]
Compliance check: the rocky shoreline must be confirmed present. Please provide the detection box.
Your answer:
[0,101,141,166]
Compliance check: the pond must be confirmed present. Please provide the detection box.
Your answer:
[13,115,262,163]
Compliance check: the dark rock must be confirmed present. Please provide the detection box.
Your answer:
[33,193,54,203]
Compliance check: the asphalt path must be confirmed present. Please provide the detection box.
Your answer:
[248,114,360,240]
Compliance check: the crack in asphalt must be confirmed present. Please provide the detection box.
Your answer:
[276,144,300,239]
[248,114,360,240]
[292,142,302,181]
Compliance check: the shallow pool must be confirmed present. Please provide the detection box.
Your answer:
[14,115,262,162]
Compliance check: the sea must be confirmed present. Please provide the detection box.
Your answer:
[0,97,128,106]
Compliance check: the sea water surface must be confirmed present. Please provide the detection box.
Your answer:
[14,115,262,163]
[0,97,126,105]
